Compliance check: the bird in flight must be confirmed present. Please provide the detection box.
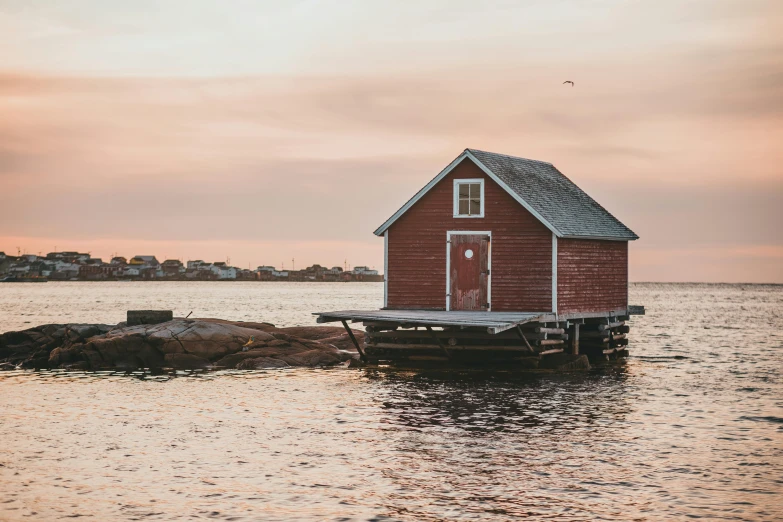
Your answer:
[563,80,574,86]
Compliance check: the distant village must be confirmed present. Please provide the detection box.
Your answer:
[0,251,382,282]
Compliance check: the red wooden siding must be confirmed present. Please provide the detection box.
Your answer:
[557,238,628,314]
[387,159,552,311]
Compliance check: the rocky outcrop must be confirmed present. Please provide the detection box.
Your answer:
[0,319,362,371]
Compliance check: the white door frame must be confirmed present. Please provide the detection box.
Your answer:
[446,230,492,312]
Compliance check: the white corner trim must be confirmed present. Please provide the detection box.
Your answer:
[626,241,629,309]
[552,233,558,313]
[446,230,492,312]
[383,230,388,308]
[452,178,485,218]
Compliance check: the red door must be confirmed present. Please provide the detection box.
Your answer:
[449,234,490,311]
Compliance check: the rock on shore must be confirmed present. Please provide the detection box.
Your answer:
[0,319,362,371]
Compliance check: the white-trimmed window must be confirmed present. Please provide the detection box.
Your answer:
[453,179,484,218]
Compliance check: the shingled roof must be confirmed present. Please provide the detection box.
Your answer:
[374,148,638,240]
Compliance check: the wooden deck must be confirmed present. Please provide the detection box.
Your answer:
[314,307,643,335]
[316,310,546,334]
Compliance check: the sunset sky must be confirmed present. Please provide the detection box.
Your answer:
[1,1,781,282]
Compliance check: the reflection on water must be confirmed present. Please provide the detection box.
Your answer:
[0,283,781,520]
[369,368,635,434]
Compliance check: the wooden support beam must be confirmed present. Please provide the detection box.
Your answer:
[426,326,452,359]
[340,320,367,363]
[580,331,610,341]
[598,321,625,332]
[535,327,565,335]
[516,325,536,354]
[539,348,564,356]
[365,325,398,332]
[568,322,579,355]
[534,339,564,347]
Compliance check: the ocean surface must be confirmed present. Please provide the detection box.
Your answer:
[0,282,781,521]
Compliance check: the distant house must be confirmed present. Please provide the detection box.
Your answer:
[54,251,90,263]
[161,259,184,276]
[110,256,127,265]
[129,255,160,267]
[207,262,236,280]
[353,266,378,276]
[218,267,237,280]
[256,266,277,281]
[303,265,327,280]
[79,264,105,280]
[54,260,80,272]
[185,267,216,280]
[187,260,206,269]
[123,267,141,277]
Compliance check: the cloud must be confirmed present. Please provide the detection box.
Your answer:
[0,0,781,281]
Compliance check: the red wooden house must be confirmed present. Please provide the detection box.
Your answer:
[317,149,641,365]
[375,148,638,314]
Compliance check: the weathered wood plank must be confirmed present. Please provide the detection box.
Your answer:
[598,321,625,331]
[314,308,638,335]
[535,339,564,347]
[366,330,559,341]
[536,327,565,334]
[369,343,549,352]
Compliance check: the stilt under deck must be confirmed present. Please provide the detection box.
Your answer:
[315,307,644,367]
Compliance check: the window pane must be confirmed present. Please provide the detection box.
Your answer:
[458,199,469,215]
[469,183,480,199]
[470,198,481,215]
[458,183,470,197]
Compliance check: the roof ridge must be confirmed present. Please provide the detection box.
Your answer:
[466,148,553,166]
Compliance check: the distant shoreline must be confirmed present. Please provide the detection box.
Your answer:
[0,278,384,283]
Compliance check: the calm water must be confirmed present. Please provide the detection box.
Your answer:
[0,283,781,521]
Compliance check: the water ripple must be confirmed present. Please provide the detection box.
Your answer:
[0,283,781,520]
